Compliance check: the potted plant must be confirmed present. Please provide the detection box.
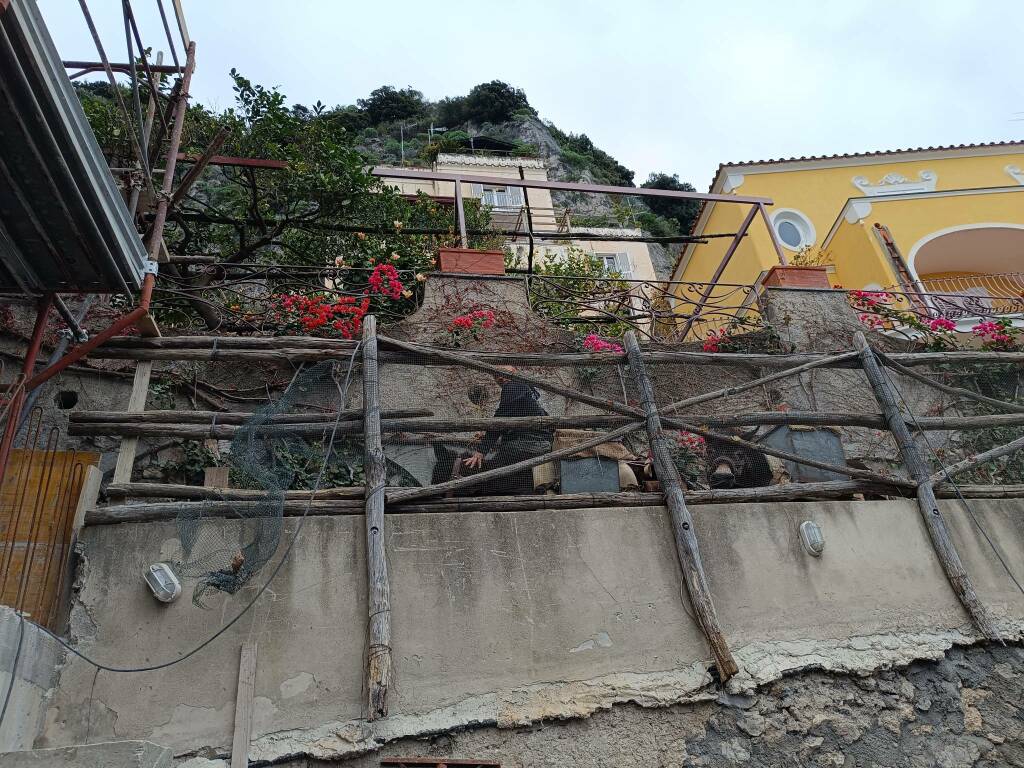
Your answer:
[437,247,506,275]
[762,246,833,289]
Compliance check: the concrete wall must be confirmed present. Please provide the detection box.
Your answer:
[36,498,1024,763]
[0,607,65,752]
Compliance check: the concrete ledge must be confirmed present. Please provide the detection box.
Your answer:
[38,499,1024,758]
[0,740,171,767]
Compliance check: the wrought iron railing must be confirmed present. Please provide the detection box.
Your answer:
[858,273,1024,334]
[527,274,766,343]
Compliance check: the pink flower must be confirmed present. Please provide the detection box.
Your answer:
[928,317,956,332]
[582,333,624,354]
[702,328,730,353]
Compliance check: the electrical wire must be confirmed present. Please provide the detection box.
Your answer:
[0,611,26,729]
[0,344,360,731]
[880,362,1024,598]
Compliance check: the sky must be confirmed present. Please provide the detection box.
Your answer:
[42,0,1024,189]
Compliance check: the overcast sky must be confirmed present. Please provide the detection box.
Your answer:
[42,0,1024,188]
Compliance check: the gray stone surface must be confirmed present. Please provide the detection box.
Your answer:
[317,644,1024,768]
[0,740,171,767]
[37,499,1024,762]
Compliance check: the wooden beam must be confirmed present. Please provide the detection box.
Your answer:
[104,482,367,500]
[877,350,1024,414]
[680,203,758,338]
[230,641,257,768]
[661,350,861,414]
[176,152,289,170]
[68,410,1024,441]
[928,433,1024,485]
[362,316,393,720]
[624,330,738,681]
[855,332,1000,641]
[171,126,231,207]
[89,335,1024,369]
[378,334,906,488]
[83,480,1024,526]
[386,423,642,504]
[69,410,905,439]
[111,362,152,485]
[70,408,428,425]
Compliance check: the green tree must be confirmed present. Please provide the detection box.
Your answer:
[462,80,534,124]
[436,96,467,126]
[529,247,632,337]
[79,71,500,331]
[356,85,427,124]
[640,172,700,234]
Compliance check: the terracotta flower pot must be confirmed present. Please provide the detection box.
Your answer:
[762,265,831,289]
[437,248,506,276]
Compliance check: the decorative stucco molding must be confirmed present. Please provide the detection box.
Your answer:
[844,200,873,225]
[572,226,642,238]
[723,172,745,193]
[436,153,547,169]
[1006,164,1024,185]
[851,170,937,196]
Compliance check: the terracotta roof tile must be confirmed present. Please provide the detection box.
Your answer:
[718,139,1024,171]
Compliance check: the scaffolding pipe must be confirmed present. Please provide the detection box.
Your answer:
[0,296,53,483]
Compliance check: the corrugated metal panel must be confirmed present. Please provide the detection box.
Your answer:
[0,0,148,294]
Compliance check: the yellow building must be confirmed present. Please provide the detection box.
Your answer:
[673,141,1024,316]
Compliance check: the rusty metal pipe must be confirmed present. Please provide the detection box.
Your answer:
[0,296,53,485]
[25,273,154,392]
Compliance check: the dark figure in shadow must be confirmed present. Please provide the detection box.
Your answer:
[432,366,552,495]
[705,429,772,489]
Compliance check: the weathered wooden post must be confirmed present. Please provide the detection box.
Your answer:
[854,331,1000,640]
[362,315,393,718]
[623,331,739,680]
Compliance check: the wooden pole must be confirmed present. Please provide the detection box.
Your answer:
[387,422,642,504]
[681,203,758,339]
[71,408,430,425]
[111,361,152,484]
[378,335,904,488]
[876,350,1024,414]
[84,479,1024,526]
[72,410,933,439]
[854,332,1001,641]
[661,350,861,414]
[928,433,1024,485]
[624,330,738,681]
[89,335,1024,369]
[230,641,257,768]
[362,316,392,719]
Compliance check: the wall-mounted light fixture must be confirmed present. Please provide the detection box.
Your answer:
[144,562,181,603]
[798,520,825,557]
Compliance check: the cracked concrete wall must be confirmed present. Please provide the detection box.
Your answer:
[0,607,65,751]
[34,498,1024,761]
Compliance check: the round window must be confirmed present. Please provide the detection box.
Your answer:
[771,209,816,252]
[777,220,803,248]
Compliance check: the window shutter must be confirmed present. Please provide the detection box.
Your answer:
[508,186,524,207]
[469,183,483,197]
[614,253,632,278]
